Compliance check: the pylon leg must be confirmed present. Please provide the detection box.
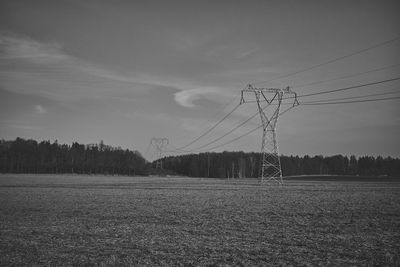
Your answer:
[259,128,283,184]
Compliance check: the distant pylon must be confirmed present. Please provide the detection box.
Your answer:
[240,85,298,184]
[150,138,169,169]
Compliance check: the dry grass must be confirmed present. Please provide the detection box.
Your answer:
[0,174,399,266]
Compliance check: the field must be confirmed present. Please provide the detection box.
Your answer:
[1,175,399,266]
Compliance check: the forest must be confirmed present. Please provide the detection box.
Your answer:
[162,152,400,178]
[0,138,147,175]
[1,138,399,177]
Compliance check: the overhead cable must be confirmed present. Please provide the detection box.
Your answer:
[188,106,269,152]
[175,92,240,142]
[204,106,295,151]
[297,77,400,98]
[295,63,400,88]
[253,36,400,86]
[300,90,400,104]
[301,96,400,105]
[175,102,242,150]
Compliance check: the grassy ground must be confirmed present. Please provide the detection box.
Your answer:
[0,174,399,266]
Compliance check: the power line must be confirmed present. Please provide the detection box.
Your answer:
[175,92,240,142]
[301,96,400,105]
[297,77,400,98]
[205,106,295,152]
[301,90,400,104]
[180,87,298,154]
[164,143,193,154]
[295,63,400,89]
[168,105,262,154]
[170,82,398,154]
[167,71,400,155]
[166,93,241,153]
[166,81,400,156]
[246,77,400,103]
[167,103,290,155]
[188,105,268,152]
[253,36,400,86]
[172,77,400,154]
[165,93,400,156]
[206,125,261,151]
[169,92,400,154]
[175,102,242,150]
[165,93,400,155]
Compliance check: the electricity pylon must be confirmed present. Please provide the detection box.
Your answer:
[240,85,298,184]
[150,138,169,169]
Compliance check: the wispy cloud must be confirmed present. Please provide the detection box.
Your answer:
[0,33,235,108]
[174,87,228,108]
[0,33,146,83]
[35,104,47,114]
[0,34,67,63]
[204,41,259,61]
[0,120,40,130]
[0,33,165,101]
[235,47,258,59]
[168,30,217,52]
[8,124,38,130]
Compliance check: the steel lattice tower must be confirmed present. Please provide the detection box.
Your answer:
[150,138,169,169]
[240,85,298,184]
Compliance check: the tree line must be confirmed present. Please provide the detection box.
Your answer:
[1,138,399,177]
[0,138,147,175]
[162,152,400,178]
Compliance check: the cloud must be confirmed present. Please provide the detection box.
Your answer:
[174,87,221,108]
[0,33,236,110]
[0,120,40,130]
[35,104,47,114]
[8,124,38,130]
[0,33,177,101]
[168,30,218,52]
[0,34,67,63]
[235,47,258,59]
[80,65,186,89]
[0,33,140,84]
[204,41,259,61]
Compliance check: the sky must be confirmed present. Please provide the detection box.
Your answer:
[0,0,399,160]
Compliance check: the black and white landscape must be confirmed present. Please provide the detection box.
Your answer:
[1,0,399,266]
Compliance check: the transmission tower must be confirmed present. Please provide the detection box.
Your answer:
[150,138,169,169]
[240,85,298,184]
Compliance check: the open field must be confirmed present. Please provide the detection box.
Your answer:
[1,174,399,266]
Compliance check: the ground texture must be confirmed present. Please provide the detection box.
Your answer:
[0,174,399,266]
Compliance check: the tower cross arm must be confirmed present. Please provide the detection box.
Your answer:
[240,84,298,105]
[242,84,295,94]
